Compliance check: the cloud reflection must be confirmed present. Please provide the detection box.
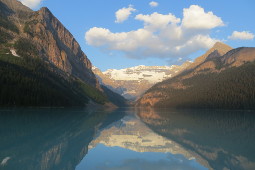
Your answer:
[96,156,206,170]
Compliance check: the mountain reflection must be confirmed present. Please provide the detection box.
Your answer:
[89,114,195,157]
[1,108,254,170]
[79,112,207,170]
[137,108,255,170]
[0,108,125,170]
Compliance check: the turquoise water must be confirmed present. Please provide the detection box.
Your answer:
[0,108,254,170]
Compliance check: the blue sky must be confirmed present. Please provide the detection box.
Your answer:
[20,0,254,71]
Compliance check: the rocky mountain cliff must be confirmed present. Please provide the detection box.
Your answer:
[93,62,192,100]
[1,0,97,86]
[0,0,126,107]
[136,42,255,109]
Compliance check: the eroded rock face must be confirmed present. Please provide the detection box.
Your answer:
[0,0,99,87]
[29,7,97,86]
[0,0,32,14]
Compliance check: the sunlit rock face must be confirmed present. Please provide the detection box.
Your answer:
[32,7,97,85]
[186,42,233,70]
[0,0,98,87]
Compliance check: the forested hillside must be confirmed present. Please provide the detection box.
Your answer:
[145,61,255,109]
[137,45,255,110]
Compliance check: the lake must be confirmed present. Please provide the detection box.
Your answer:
[0,108,254,170]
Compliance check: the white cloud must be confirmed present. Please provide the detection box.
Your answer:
[228,31,254,40]
[149,1,158,7]
[86,5,223,61]
[19,0,43,9]
[182,5,224,29]
[115,5,136,23]
[135,12,180,30]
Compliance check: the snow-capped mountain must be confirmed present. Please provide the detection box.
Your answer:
[103,65,179,83]
[92,61,192,100]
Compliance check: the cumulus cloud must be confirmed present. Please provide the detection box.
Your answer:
[86,5,223,61]
[228,31,254,40]
[182,5,224,29]
[149,1,158,7]
[19,0,43,9]
[115,5,136,23]
[135,12,181,30]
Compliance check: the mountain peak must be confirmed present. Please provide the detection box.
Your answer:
[39,7,51,14]
[0,0,32,13]
[213,41,227,47]
[186,42,233,70]
[211,42,233,55]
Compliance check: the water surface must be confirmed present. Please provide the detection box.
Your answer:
[0,108,254,170]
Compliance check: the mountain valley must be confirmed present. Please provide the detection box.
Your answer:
[1,1,255,170]
[93,62,192,100]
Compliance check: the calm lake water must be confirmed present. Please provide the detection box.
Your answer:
[0,108,255,170]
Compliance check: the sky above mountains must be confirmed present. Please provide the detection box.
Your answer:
[19,0,255,71]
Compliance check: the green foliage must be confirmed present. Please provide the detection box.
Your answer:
[102,85,127,107]
[0,36,112,107]
[0,30,13,44]
[150,62,255,109]
[23,20,38,35]
[0,53,92,107]
[14,38,38,57]
[0,47,114,107]
[23,23,31,34]
[0,14,19,33]
[74,80,108,104]
[213,58,224,70]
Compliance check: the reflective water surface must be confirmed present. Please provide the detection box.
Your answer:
[0,108,255,170]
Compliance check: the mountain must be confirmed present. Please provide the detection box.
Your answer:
[0,0,126,107]
[185,42,233,70]
[136,42,255,109]
[93,61,192,100]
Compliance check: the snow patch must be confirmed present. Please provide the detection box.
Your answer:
[10,49,20,57]
[1,157,11,166]
[103,65,178,83]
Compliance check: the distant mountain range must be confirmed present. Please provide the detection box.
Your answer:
[0,0,126,107]
[136,42,255,109]
[93,62,191,100]
[1,0,254,109]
